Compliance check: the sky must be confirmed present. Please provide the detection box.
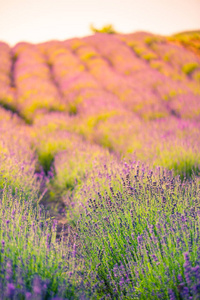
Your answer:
[0,0,200,46]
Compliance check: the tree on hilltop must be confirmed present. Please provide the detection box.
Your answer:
[90,24,117,34]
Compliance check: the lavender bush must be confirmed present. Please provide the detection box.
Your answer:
[0,184,86,299]
[74,161,200,299]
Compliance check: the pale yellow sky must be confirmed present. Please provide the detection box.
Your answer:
[0,0,200,46]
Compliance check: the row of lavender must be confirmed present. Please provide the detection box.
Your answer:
[0,107,109,299]
[0,117,200,299]
[74,160,200,299]
[0,42,15,111]
[32,34,200,184]
[1,33,200,183]
[0,32,200,124]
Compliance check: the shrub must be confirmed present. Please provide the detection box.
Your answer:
[182,62,199,76]
[75,161,200,299]
[90,24,117,34]
[0,185,83,299]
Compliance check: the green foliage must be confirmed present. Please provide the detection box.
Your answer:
[128,42,157,62]
[54,146,110,193]
[150,61,163,72]
[154,145,200,180]
[131,46,146,57]
[170,30,200,44]
[21,99,66,123]
[182,62,199,76]
[162,90,177,101]
[81,52,97,61]
[68,103,78,115]
[0,141,39,199]
[145,36,165,47]
[87,112,116,128]
[194,70,200,82]
[38,150,54,174]
[68,95,83,116]
[36,139,70,174]
[90,24,117,34]
[142,52,157,62]
[141,111,167,121]
[168,32,200,66]
[94,133,115,152]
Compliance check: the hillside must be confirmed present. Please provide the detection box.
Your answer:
[0,31,200,299]
[1,31,200,122]
[0,30,200,215]
[1,30,200,216]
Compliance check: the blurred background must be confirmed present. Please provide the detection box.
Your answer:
[0,0,200,45]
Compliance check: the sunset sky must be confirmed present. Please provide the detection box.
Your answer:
[0,0,200,46]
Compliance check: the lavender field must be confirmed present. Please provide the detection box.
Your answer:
[0,30,200,299]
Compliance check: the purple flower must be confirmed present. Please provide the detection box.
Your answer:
[177,274,183,282]
[53,220,57,230]
[192,284,200,295]
[25,292,32,299]
[191,265,200,273]
[72,243,77,257]
[6,283,15,297]
[181,286,190,298]
[168,289,176,300]
[119,277,125,286]
[33,276,42,294]
[151,254,158,262]
[137,235,143,244]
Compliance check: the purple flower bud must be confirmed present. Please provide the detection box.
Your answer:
[137,235,143,244]
[156,222,161,229]
[6,283,15,296]
[53,220,57,230]
[1,240,5,247]
[48,171,54,178]
[181,286,190,298]
[192,284,200,295]
[183,252,190,260]
[119,277,125,286]
[33,276,42,294]
[168,289,176,300]
[25,292,32,299]
[72,243,77,257]
[191,265,200,273]
[177,274,183,282]
[151,254,158,261]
